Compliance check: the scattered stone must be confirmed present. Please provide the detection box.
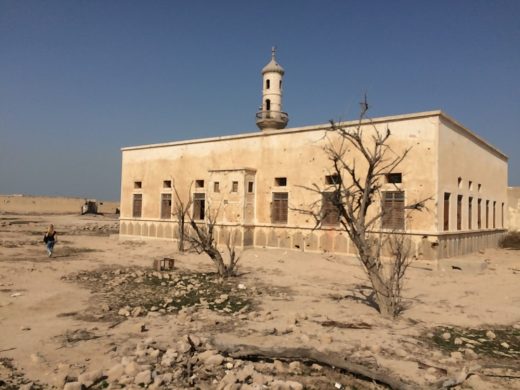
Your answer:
[450,351,463,360]
[500,342,510,349]
[63,382,82,390]
[134,369,152,385]
[464,348,478,359]
[485,330,496,340]
[454,337,463,345]
[288,361,302,374]
[77,369,103,387]
[395,348,407,358]
[106,363,125,381]
[441,332,451,341]
[20,325,31,331]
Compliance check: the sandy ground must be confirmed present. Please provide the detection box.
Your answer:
[0,213,519,389]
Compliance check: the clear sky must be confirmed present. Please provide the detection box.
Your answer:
[1,0,519,201]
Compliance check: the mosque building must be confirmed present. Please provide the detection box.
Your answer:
[119,49,508,259]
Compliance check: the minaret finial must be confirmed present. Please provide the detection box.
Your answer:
[271,46,276,59]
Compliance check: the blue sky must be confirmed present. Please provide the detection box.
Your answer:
[1,0,519,201]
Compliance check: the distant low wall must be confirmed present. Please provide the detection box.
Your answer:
[508,187,520,231]
[0,195,119,214]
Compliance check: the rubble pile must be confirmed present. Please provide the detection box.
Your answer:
[58,335,362,390]
[71,223,119,236]
[63,268,253,323]
[429,326,520,361]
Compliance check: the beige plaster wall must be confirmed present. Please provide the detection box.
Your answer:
[119,111,508,259]
[437,118,508,234]
[120,113,438,233]
[0,195,119,214]
[508,187,520,231]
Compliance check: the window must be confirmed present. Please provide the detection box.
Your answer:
[132,194,142,218]
[493,201,496,228]
[322,192,340,225]
[469,181,473,191]
[266,79,270,89]
[271,192,288,223]
[279,80,282,89]
[468,197,473,230]
[502,202,504,228]
[134,181,142,189]
[386,173,402,184]
[213,181,220,193]
[325,174,340,185]
[443,193,450,231]
[382,191,405,230]
[457,177,462,188]
[457,195,462,230]
[477,198,482,229]
[248,182,254,193]
[193,193,205,220]
[231,181,238,192]
[275,177,287,186]
[486,200,489,228]
[163,180,172,189]
[265,99,271,111]
[195,180,204,188]
[161,193,172,219]
[478,183,482,192]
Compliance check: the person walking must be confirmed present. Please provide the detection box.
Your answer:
[43,224,58,257]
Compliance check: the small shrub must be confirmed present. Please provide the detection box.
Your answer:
[499,231,520,250]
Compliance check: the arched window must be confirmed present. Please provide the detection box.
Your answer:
[266,79,270,89]
[265,99,271,111]
[279,80,282,88]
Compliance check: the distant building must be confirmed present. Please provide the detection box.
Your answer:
[119,50,508,259]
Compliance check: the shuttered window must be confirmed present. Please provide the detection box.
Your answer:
[443,193,450,231]
[477,199,482,229]
[322,192,340,226]
[271,192,288,223]
[193,193,205,220]
[486,200,489,228]
[132,194,142,218]
[160,193,172,219]
[468,196,473,230]
[457,195,463,230]
[382,191,404,230]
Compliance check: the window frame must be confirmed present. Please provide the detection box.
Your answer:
[381,191,405,230]
[271,192,288,224]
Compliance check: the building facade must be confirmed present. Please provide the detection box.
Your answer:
[119,51,508,260]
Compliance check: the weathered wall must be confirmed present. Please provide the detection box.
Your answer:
[508,187,520,231]
[119,111,508,259]
[0,195,119,214]
[120,112,438,231]
[437,117,508,233]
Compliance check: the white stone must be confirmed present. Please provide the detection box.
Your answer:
[78,369,103,387]
[485,330,496,340]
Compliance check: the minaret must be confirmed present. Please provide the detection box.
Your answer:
[256,47,289,130]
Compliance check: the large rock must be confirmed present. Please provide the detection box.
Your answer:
[63,383,82,390]
[78,369,104,387]
[134,369,152,385]
[106,363,125,381]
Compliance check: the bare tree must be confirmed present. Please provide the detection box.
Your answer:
[185,202,240,278]
[172,185,192,252]
[300,98,429,318]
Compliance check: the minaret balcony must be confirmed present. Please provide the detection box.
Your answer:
[256,110,289,130]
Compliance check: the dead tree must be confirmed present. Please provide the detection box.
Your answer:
[185,203,240,278]
[300,98,428,318]
[172,186,192,252]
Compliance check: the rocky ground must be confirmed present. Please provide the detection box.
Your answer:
[0,213,519,389]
